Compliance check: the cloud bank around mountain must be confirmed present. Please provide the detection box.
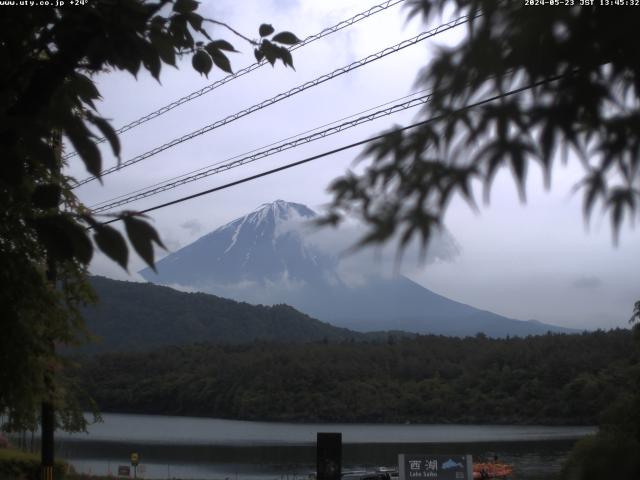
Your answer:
[287,215,461,288]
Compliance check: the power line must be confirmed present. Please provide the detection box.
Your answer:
[90,92,432,213]
[98,74,565,225]
[92,72,508,209]
[73,13,474,189]
[89,88,429,209]
[63,0,407,161]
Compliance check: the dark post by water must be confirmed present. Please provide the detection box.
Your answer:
[317,433,342,480]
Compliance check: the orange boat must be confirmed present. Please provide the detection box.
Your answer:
[472,462,514,479]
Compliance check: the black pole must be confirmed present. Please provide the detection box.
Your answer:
[41,401,54,479]
[41,131,61,480]
[41,261,56,480]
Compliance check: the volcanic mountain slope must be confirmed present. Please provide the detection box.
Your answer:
[140,200,574,337]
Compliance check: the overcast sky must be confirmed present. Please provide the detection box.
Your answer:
[69,0,639,330]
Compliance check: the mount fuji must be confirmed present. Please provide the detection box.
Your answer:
[140,200,572,337]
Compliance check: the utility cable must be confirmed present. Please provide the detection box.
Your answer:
[89,88,428,209]
[91,71,509,209]
[98,74,566,224]
[63,0,407,161]
[73,13,474,189]
[90,91,432,212]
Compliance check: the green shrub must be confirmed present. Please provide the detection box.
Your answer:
[560,433,640,480]
[0,449,67,480]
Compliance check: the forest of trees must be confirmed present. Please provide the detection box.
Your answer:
[70,329,639,425]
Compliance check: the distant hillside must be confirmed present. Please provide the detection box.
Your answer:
[79,277,362,353]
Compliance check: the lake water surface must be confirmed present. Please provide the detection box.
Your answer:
[56,413,596,480]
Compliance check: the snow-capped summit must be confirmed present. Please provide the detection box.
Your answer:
[251,199,316,221]
[141,200,335,288]
[216,200,317,253]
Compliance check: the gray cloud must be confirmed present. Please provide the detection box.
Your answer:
[301,216,461,284]
[572,276,603,289]
[180,219,203,236]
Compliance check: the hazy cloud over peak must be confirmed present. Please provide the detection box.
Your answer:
[180,219,203,236]
[572,276,602,289]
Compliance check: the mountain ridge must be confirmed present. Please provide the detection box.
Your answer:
[79,276,364,353]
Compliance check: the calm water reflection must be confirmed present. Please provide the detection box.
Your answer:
[56,413,595,480]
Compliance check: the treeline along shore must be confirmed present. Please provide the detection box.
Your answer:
[70,329,639,425]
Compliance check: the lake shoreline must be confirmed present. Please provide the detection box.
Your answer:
[57,412,597,445]
[86,409,598,428]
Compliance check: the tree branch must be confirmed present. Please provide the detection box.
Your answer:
[202,18,257,46]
